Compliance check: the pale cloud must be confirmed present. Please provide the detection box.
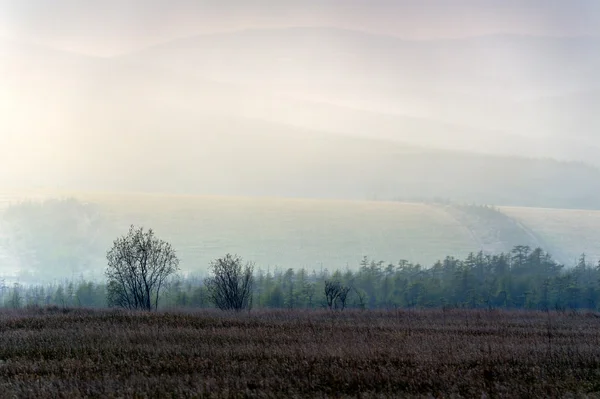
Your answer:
[1,0,599,56]
[1,0,599,195]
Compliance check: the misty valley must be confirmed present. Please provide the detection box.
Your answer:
[3,1,600,397]
[2,194,600,397]
[1,193,600,311]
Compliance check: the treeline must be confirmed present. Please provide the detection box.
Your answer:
[1,245,599,311]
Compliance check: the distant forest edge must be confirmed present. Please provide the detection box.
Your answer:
[2,247,599,312]
[2,194,600,284]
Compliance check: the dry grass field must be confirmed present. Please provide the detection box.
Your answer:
[0,308,599,397]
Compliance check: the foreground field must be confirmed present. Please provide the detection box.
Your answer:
[0,308,599,397]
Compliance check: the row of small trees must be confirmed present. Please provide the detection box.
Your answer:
[105,225,355,312]
[18,224,594,312]
[105,226,255,311]
[7,243,600,311]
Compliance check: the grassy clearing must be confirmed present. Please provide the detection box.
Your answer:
[0,308,599,397]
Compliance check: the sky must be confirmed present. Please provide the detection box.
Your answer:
[2,0,600,282]
[1,0,599,56]
[1,0,600,194]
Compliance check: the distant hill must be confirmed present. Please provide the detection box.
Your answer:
[3,193,600,282]
[519,89,600,147]
[5,28,600,152]
[3,29,600,207]
[123,28,600,153]
[3,109,600,208]
[128,29,600,99]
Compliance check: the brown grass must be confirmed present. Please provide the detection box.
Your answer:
[0,308,600,398]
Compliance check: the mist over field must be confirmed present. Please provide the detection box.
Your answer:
[2,0,600,195]
[1,1,600,281]
[4,4,600,396]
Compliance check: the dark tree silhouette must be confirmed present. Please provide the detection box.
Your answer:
[324,280,351,310]
[205,254,254,311]
[106,225,179,311]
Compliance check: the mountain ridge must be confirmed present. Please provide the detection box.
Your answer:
[120,27,600,56]
[3,26,600,207]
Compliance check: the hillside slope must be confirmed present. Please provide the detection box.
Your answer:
[66,193,482,273]
[3,31,600,208]
[3,193,600,282]
[3,110,600,208]
[0,193,479,280]
[500,206,600,265]
[124,29,600,158]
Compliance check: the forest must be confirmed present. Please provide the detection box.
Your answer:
[2,245,598,312]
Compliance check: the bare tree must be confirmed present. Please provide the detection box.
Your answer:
[324,280,339,310]
[205,254,254,311]
[337,285,351,310]
[106,225,179,311]
[324,280,351,310]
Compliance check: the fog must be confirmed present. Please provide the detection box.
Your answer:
[4,1,600,55]
[1,0,600,198]
[3,0,600,284]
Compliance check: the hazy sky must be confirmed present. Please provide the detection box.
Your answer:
[2,0,600,193]
[2,0,599,56]
[3,0,600,280]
